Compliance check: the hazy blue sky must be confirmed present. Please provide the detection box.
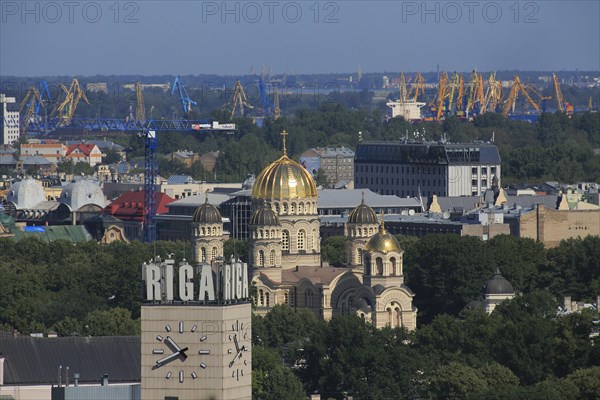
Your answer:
[1,0,598,76]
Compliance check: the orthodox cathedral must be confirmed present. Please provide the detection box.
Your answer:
[191,131,417,330]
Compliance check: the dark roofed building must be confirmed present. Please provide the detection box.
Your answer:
[0,333,140,399]
[354,141,501,199]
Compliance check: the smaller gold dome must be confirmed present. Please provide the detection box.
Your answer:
[365,224,401,254]
[348,194,378,224]
[250,203,280,226]
[193,197,222,223]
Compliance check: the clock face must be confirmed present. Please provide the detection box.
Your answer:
[151,321,211,383]
[226,319,250,381]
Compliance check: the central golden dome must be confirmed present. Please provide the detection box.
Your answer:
[251,130,317,200]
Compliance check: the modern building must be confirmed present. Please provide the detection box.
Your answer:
[0,94,20,145]
[300,147,355,188]
[354,141,501,199]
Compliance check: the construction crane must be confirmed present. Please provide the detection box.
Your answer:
[455,74,465,116]
[258,65,275,117]
[172,75,197,114]
[524,83,551,112]
[398,72,409,102]
[136,82,146,123]
[50,79,90,125]
[273,85,281,120]
[229,80,253,119]
[502,76,540,117]
[464,70,485,118]
[447,72,460,115]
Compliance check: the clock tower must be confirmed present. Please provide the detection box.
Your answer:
[141,256,252,400]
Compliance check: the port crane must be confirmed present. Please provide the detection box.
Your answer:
[19,84,49,133]
[481,73,502,114]
[408,73,426,102]
[552,73,573,115]
[172,75,197,114]
[502,76,540,117]
[50,79,90,125]
[229,80,254,119]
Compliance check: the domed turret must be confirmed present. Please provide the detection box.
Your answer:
[485,269,515,295]
[251,130,317,200]
[365,218,401,254]
[193,196,222,224]
[348,194,378,224]
[250,203,280,226]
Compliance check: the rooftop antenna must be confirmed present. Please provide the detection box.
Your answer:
[491,131,495,143]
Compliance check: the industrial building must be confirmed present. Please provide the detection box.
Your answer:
[300,147,355,188]
[354,141,501,200]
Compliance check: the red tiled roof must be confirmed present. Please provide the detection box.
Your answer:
[66,143,98,157]
[104,190,175,222]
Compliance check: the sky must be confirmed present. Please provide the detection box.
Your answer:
[1,0,599,76]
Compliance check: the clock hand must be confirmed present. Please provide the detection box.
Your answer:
[164,336,182,353]
[228,345,246,368]
[233,334,240,352]
[155,346,189,368]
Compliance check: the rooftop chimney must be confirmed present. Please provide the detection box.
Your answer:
[101,373,108,386]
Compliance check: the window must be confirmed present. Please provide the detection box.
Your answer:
[472,179,477,186]
[481,167,487,175]
[270,250,276,266]
[201,248,207,262]
[376,257,384,275]
[482,180,487,187]
[298,230,306,250]
[305,289,314,308]
[472,167,478,175]
[258,250,265,267]
[211,247,217,261]
[357,248,363,265]
[491,167,497,175]
[282,230,290,250]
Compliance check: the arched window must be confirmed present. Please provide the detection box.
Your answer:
[298,229,306,250]
[282,230,290,251]
[269,250,276,266]
[390,257,397,275]
[201,227,205,235]
[211,247,218,261]
[265,292,270,307]
[284,291,289,304]
[298,203,304,214]
[212,227,217,236]
[305,288,313,308]
[259,289,264,306]
[258,250,265,267]
[376,257,384,275]
[357,248,363,265]
[290,203,295,214]
[312,228,318,251]
[201,247,207,262]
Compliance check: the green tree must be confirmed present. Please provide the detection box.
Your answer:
[320,236,347,265]
[253,346,305,400]
[84,307,140,336]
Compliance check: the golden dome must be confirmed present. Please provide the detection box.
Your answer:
[251,130,317,200]
[193,197,222,223]
[365,223,401,254]
[348,193,378,224]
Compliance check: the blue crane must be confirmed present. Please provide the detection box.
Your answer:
[37,80,52,115]
[1,116,236,242]
[172,75,197,114]
[258,68,275,117]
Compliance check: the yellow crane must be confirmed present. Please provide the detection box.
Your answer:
[229,80,253,119]
[398,72,409,102]
[447,72,460,115]
[51,78,89,125]
[135,82,146,123]
[19,86,43,133]
[455,74,465,116]
[408,73,425,102]
[502,76,540,117]
[273,85,281,120]
[465,70,484,118]
[481,72,502,114]
[552,73,573,114]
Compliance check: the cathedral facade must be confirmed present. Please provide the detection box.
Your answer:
[191,131,417,330]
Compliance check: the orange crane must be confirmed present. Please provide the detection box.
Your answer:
[431,72,450,120]
[447,72,460,115]
[455,74,465,116]
[502,76,540,117]
[552,73,573,115]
